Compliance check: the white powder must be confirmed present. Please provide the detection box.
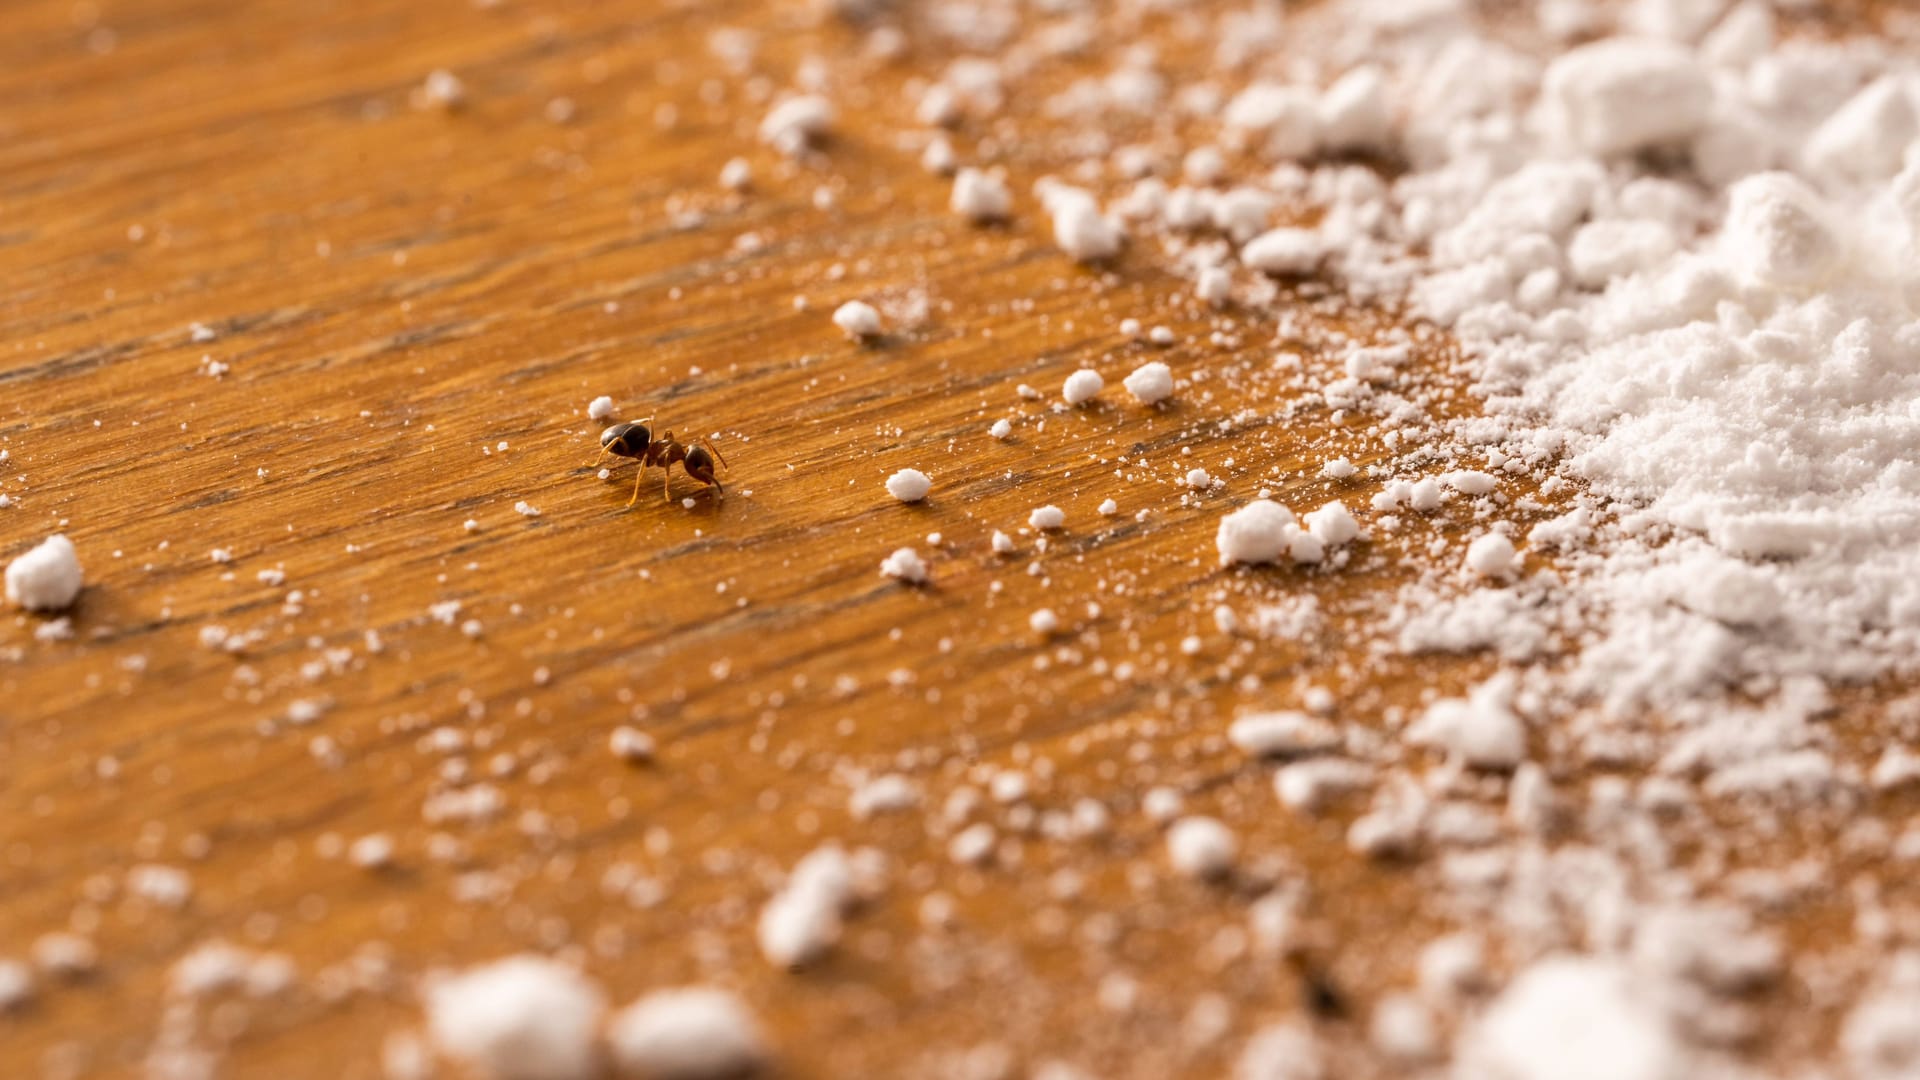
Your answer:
[1039,181,1124,261]
[1062,368,1104,405]
[608,988,768,1080]
[1029,608,1060,635]
[1184,467,1212,490]
[1464,534,1518,578]
[1540,39,1711,156]
[759,94,834,155]
[1409,678,1526,770]
[989,419,1012,439]
[425,956,606,1080]
[879,547,928,584]
[1029,505,1064,530]
[1228,711,1341,758]
[1098,498,1119,516]
[1303,501,1359,547]
[885,469,930,502]
[1239,227,1322,275]
[1215,500,1296,566]
[1123,361,1174,404]
[758,845,855,968]
[349,834,394,869]
[1166,817,1238,879]
[5,535,83,612]
[587,395,615,421]
[719,157,752,192]
[1462,958,1680,1080]
[991,530,1015,554]
[0,957,29,1006]
[833,300,883,339]
[610,726,656,763]
[416,69,465,111]
[952,167,1012,223]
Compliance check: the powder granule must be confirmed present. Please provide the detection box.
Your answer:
[1228,711,1341,758]
[425,955,606,1080]
[879,547,929,584]
[1720,172,1844,290]
[886,469,931,502]
[1123,361,1174,404]
[1540,38,1710,156]
[951,167,1012,223]
[5,534,83,612]
[608,988,769,1080]
[1029,608,1060,635]
[1409,679,1525,770]
[991,531,1015,554]
[759,94,834,155]
[1166,817,1238,880]
[833,300,883,339]
[1040,182,1124,262]
[1303,501,1359,547]
[587,396,615,421]
[989,419,1012,439]
[1062,369,1104,405]
[1216,500,1296,566]
[610,726,656,763]
[757,846,854,968]
[1239,227,1323,275]
[1464,534,1519,578]
[1459,958,1680,1080]
[1029,505,1065,530]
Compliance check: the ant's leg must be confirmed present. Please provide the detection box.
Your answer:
[696,437,729,471]
[663,465,674,502]
[627,464,646,507]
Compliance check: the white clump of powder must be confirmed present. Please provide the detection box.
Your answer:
[607,988,769,1080]
[759,94,834,154]
[1540,38,1711,156]
[1460,958,1680,1080]
[1464,534,1519,578]
[1029,608,1060,635]
[1228,711,1340,758]
[1062,368,1104,405]
[425,956,606,1080]
[1029,505,1065,530]
[586,395,615,421]
[1165,817,1238,880]
[1215,500,1295,566]
[1239,227,1323,275]
[989,419,1013,439]
[833,300,883,339]
[952,167,1012,223]
[885,469,930,502]
[1038,181,1124,261]
[1123,361,1174,404]
[5,535,83,612]
[879,547,929,584]
[758,845,855,968]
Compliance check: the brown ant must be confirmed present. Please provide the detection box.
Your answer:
[599,420,728,506]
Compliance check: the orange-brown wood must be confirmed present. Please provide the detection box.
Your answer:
[2,1,1911,1077]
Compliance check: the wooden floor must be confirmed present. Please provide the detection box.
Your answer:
[0,1,1907,1077]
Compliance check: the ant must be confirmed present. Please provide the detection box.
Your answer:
[599,420,729,506]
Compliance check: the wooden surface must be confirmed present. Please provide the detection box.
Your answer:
[0,1,1908,1077]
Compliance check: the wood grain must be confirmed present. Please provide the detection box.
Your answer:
[2,1,1912,1077]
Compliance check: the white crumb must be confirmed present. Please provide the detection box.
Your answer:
[5,534,83,612]
[1062,369,1104,405]
[833,300,883,339]
[1028,505,1064,530]
[1122,361,1174,404]
[608,988,769,1080]
[587,396,615,421]
[425,956,606,1080]
[879,547,929,584]
[886,469,931,503]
